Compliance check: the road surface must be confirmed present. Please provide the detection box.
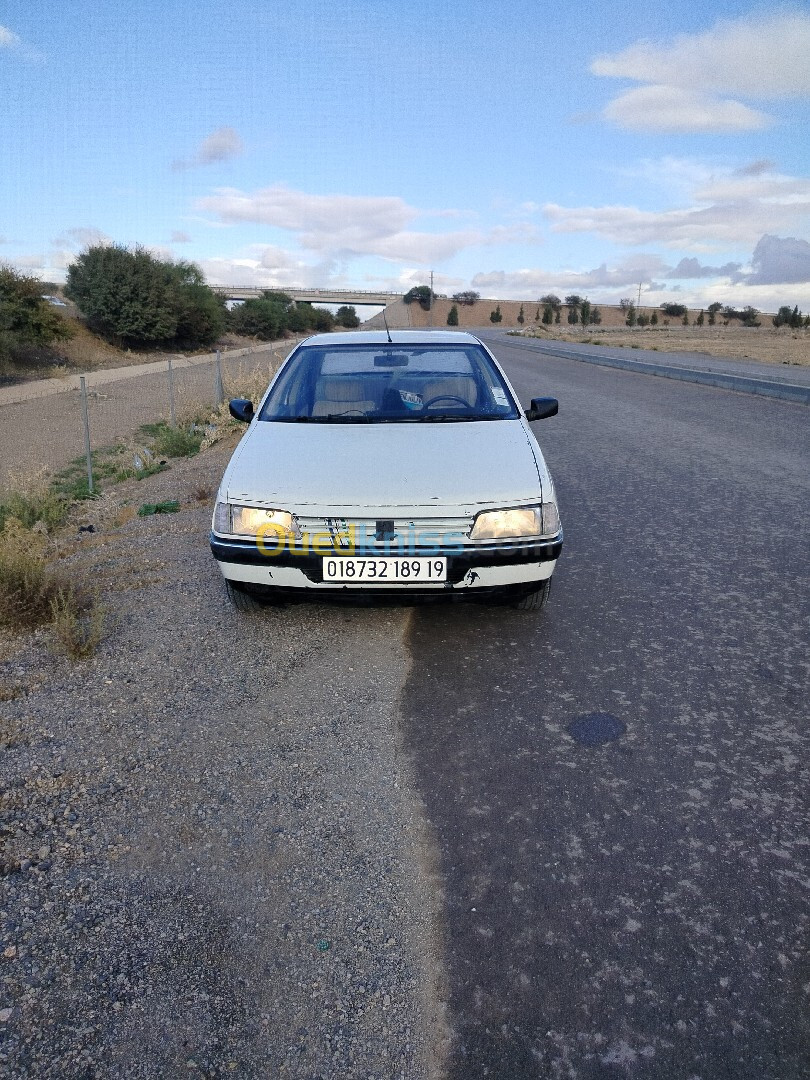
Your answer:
[401,334,810,1078]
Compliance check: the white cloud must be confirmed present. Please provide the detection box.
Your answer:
[196,184,529,265]
[592,12,810,133]
[669,256,741,279]
[0,25,21,48]
[744,235,810,284]
[170,230,192,244]
[603,85,770,134]
[695,168,810,204]
[471,254,677,297]
[173,127,244,171]
[592,13,810,98]
[52,227,112,251]
[199,245,340,290]
[198,185,417,236]
[544,162,810,252]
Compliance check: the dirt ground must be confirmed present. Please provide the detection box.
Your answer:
[520,324,810,368]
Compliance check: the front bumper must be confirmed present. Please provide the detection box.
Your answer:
[210,531,563,596]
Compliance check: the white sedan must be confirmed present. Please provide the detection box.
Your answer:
[210,330,562,610]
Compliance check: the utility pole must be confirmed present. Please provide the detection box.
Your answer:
[428,270,434,327]
[637,281,643,309]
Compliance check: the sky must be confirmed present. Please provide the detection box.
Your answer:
[2,0,810,314]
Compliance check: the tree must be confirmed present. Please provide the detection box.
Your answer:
[542,305,554,325]
[696,309,705,326]
[0,265,73,367]
[707,302,723,326]
[660,303,687,318]
[490,305,502,323]
[65,245,224,347]
[590,306,602,326]
[650,311,658,325]
[517,304,525,325]
[579,299,592,326]
[451,290,479,306]
[539,294,561,310]
[287,302,334,333]
[446,304,459,326]
[228,297,287,340]
[403,285,433,310]
[625,303,637,327]
[534,306,540,322]
[773,304,803,328]
[261,290,295,309]
[335,305,360,328]
[173,282,226,347]
[563,295,580,325]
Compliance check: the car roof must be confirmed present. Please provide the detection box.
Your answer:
[299,330,484,347]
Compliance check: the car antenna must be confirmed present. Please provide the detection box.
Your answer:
[383,311,393,343]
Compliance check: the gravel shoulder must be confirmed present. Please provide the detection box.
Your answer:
[0,441,448,1078]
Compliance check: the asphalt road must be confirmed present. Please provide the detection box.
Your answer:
[401,335,810,1078]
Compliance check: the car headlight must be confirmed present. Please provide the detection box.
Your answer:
[214,502,298,539]
[469,503,560,540]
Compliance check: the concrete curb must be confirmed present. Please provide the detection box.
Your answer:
[493,336,810,406]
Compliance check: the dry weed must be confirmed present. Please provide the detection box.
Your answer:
[50,588,107,660]
[0,519,62,631]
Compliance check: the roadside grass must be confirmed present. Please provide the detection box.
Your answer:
[0,485,69,532]
[199,360,282,451]
[50,587,107,660]
[0,362,278,656]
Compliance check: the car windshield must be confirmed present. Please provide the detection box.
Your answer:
[258,343,520,423]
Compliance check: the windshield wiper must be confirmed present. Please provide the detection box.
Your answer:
[416,413,499,422]
[281,415,372,423]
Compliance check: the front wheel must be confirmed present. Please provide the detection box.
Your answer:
[514,578,551,611]
[225,580,265,612]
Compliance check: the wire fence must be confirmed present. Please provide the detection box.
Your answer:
[0,341,294,493]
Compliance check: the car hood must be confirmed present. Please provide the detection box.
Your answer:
[222,419,546,513]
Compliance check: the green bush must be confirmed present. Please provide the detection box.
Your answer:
[0,487,69,532]
[0,266,74,369]
[447,304,459,326]
[228,297,286,340]
[140,421,203,458]
[65,246,224,348]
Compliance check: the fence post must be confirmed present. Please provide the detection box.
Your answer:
[79,376,94,495]
[167,359,177,427]
[214,349,224,406]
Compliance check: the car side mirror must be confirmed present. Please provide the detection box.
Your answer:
[525,397,558,421]
[229,398,255,423]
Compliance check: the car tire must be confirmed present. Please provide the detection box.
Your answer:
[514,579,551,611]
[225,580,265,612]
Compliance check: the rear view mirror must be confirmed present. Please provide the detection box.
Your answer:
[525,397,558,421]
[229,398,254,423]
[374,353,409,367]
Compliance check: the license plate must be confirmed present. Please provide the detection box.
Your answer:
[322,557,447,583]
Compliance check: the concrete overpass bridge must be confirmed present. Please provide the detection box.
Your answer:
[211,286,403,305]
